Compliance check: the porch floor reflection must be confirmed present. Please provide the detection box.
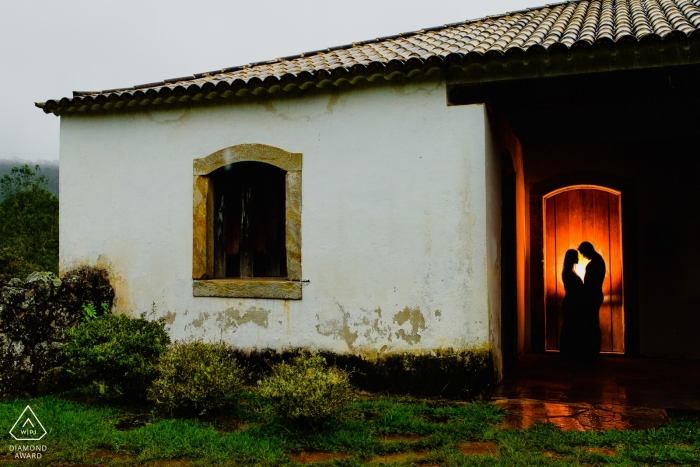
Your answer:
[494,354,700,411]
[493,399,669,431]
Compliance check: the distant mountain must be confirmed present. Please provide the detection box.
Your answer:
[0,160,59,196]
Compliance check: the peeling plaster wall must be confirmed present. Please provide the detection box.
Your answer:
[484,109,503,379]
[58,80,496,357]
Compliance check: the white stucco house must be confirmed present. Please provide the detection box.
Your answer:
[37,0,700,394]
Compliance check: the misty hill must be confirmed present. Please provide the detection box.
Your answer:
[0,160,59,196]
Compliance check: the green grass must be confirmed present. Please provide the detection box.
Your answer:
[0,393,698,466]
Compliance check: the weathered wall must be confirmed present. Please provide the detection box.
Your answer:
[483,109,503,378]
[59,79,497,359]
[524,140,700,359]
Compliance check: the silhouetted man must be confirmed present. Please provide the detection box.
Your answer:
[578,241,605,357]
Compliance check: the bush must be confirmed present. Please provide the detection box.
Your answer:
[63,313,170,398]
[257,354,355,425]
[150,341,246,415]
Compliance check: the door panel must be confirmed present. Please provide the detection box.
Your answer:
[544,187,624,353]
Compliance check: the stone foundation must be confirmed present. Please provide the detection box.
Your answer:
[0,267,114,395]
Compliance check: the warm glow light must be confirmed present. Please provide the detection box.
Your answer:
[574,253,590,280]
[544,186,625,354]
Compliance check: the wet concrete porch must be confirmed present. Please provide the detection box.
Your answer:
[495,354,700,410]
[492,354,700,431]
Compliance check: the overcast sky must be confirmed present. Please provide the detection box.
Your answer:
[0,0,535,162]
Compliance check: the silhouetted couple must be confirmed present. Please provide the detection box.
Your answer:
[559,241,605,360]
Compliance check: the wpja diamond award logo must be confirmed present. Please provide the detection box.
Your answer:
[8,406,48,460]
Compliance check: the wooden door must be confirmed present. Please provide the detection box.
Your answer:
[544,187,624,353]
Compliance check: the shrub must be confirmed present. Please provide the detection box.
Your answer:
[257,354,355,425]
[151,341,246,415]
[63,313,170,398]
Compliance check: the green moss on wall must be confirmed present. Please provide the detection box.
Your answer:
[233,347,495,400]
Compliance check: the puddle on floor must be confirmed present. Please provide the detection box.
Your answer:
[493,399,669,431]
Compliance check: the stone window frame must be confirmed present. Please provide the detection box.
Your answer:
[192,143,302,299]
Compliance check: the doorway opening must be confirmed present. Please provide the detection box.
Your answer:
[543,186,624,354]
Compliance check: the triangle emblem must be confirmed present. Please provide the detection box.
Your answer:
[9,406,47,441]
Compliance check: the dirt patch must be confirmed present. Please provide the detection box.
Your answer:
[378,433,427,443]
[148,461,192,466]
[288,452,351,464]
[368,452,428,464]
[542,452,565,459]
[90,450,132,460]
[579,447,618,456]
[459,441,498,456]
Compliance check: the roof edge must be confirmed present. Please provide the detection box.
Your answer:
[39,35,700,116]
[61,0,582,97]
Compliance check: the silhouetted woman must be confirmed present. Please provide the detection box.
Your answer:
[559,249,586,356]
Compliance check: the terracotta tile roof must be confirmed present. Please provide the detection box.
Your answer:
[37,0,700,114]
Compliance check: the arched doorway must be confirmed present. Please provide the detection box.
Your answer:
[543,186,624,354]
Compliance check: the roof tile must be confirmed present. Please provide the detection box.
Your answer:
[38,0,700,113]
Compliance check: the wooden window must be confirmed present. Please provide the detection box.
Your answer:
[192,143,302,299]
[211,162,287,278]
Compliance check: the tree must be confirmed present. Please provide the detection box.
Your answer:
[0,165,59,282]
